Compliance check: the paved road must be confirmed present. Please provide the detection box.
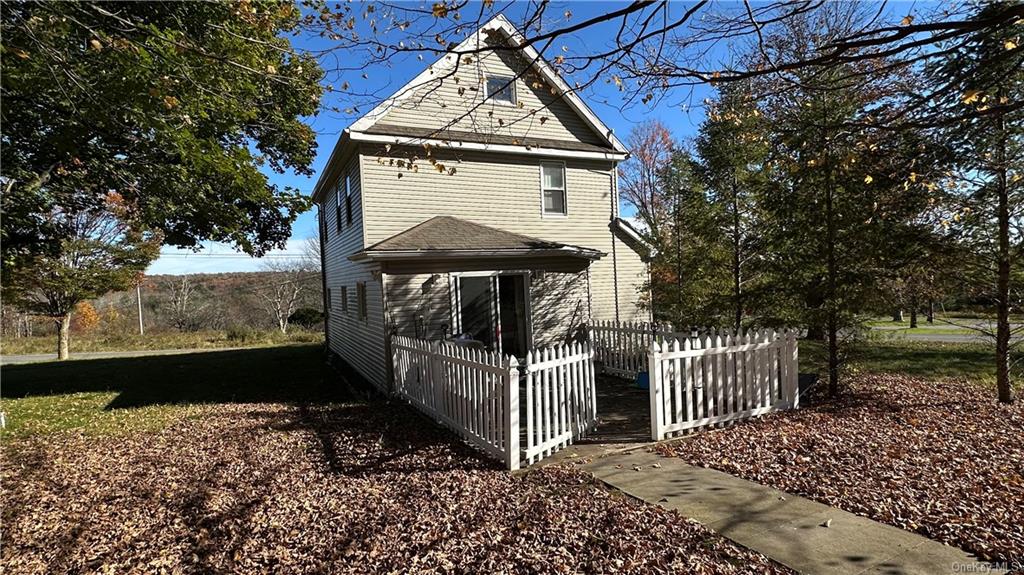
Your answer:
[0,347,249,366]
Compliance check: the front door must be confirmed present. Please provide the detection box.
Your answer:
[453,273,529,357]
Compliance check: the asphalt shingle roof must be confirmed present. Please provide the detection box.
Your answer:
[362,216,598,255]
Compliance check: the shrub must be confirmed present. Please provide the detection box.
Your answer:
[72,302,101,333]
[288,307,323,330]
[226,325,257,342]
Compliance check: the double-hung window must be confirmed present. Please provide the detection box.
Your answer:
[344,175,353,225]
[356,282,367,321]
[335,180,343,232]
[485,75,516,106]
[340,286,349,314]
[541,162,567,216]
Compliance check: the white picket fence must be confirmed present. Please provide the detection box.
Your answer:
[391,336,597,470]
[391,336,520,469]
[649,329,799,440]
[523,342,598,465]
[589,320,675,379]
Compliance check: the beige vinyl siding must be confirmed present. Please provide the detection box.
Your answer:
[530,270,590,347]
[361,146,648,326]
[385,273,452,340]
[377,39,605,147]
[321,152,388,390]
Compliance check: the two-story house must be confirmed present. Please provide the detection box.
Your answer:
[313,15,652,391]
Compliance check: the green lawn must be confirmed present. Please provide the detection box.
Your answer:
[0,344,343,439]
[801,339,1022,384]
[0,329,323,356]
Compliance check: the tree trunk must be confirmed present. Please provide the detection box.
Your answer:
[56,313,71,360]
[994,110,1014,404]
[892,309,904,322]
[731,175,743,333]
[824,118,839,398]
[909,296,918,329]
[927,300,934,324]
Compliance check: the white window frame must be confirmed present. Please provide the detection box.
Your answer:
[539,161,568,217]
[484,74,517,106]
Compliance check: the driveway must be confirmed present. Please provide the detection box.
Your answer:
[0,347,248,366]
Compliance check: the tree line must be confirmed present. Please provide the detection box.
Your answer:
[620,5,1021,403]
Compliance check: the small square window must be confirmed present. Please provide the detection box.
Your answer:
[541,163,566,215]
[485,75,515,105]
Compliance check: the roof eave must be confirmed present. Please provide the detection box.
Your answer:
[349,247,606,263]
[350,131,627,161]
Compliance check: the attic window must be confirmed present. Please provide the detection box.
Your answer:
[485,75,516,105]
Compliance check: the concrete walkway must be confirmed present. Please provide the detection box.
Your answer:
[584,449,1004,575]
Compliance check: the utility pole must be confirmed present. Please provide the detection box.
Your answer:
[136,284,144,336]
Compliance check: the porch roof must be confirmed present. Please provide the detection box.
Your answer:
[349,216,605,262]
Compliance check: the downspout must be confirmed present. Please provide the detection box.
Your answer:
[610,163,621,321]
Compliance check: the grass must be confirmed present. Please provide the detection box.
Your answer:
[801,339,1023,385]
[0,328,324,356]
[0,344,341,439]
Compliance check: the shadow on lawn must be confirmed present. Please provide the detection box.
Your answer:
[0,344,352,408]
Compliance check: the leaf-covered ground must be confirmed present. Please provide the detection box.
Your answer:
[2,400,790,574]
[657,374,1024,564]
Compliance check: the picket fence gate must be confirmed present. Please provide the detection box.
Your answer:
[649,329,799,440]
[391,336,598,470]
[523,342,598,465]
[391,336,520,469]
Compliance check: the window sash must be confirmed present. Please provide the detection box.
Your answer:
[335,183,343,232]
[541,163,566,215]
[486,75,515,105]
[340,286,348,313]
[344,175,353,224]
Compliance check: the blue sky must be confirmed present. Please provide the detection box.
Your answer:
[147,2,729,275]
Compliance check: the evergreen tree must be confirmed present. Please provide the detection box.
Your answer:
[923,4,1023,403]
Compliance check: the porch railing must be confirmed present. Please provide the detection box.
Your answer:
[391,336,598,470]
[391,336,520,469]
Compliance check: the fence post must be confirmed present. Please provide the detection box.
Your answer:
[505,356,521,471]
[649,341,664,441]
[430,341,442,416]
[789,332,800,408]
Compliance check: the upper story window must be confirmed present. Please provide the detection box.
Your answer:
[335,181,343,232]
[344,175,353,225]
[541,162,566,216]
[485,75,516,106]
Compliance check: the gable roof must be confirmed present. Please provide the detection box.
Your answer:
[350,14,627,154]
[349,216,605,262]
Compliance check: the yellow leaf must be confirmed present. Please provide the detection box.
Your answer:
[962,90,983,104]
[1006,40,1018,51]
[482,0,493,7]
[431,3,448,18]
[864,175,874,184]
[901,15,914,26]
